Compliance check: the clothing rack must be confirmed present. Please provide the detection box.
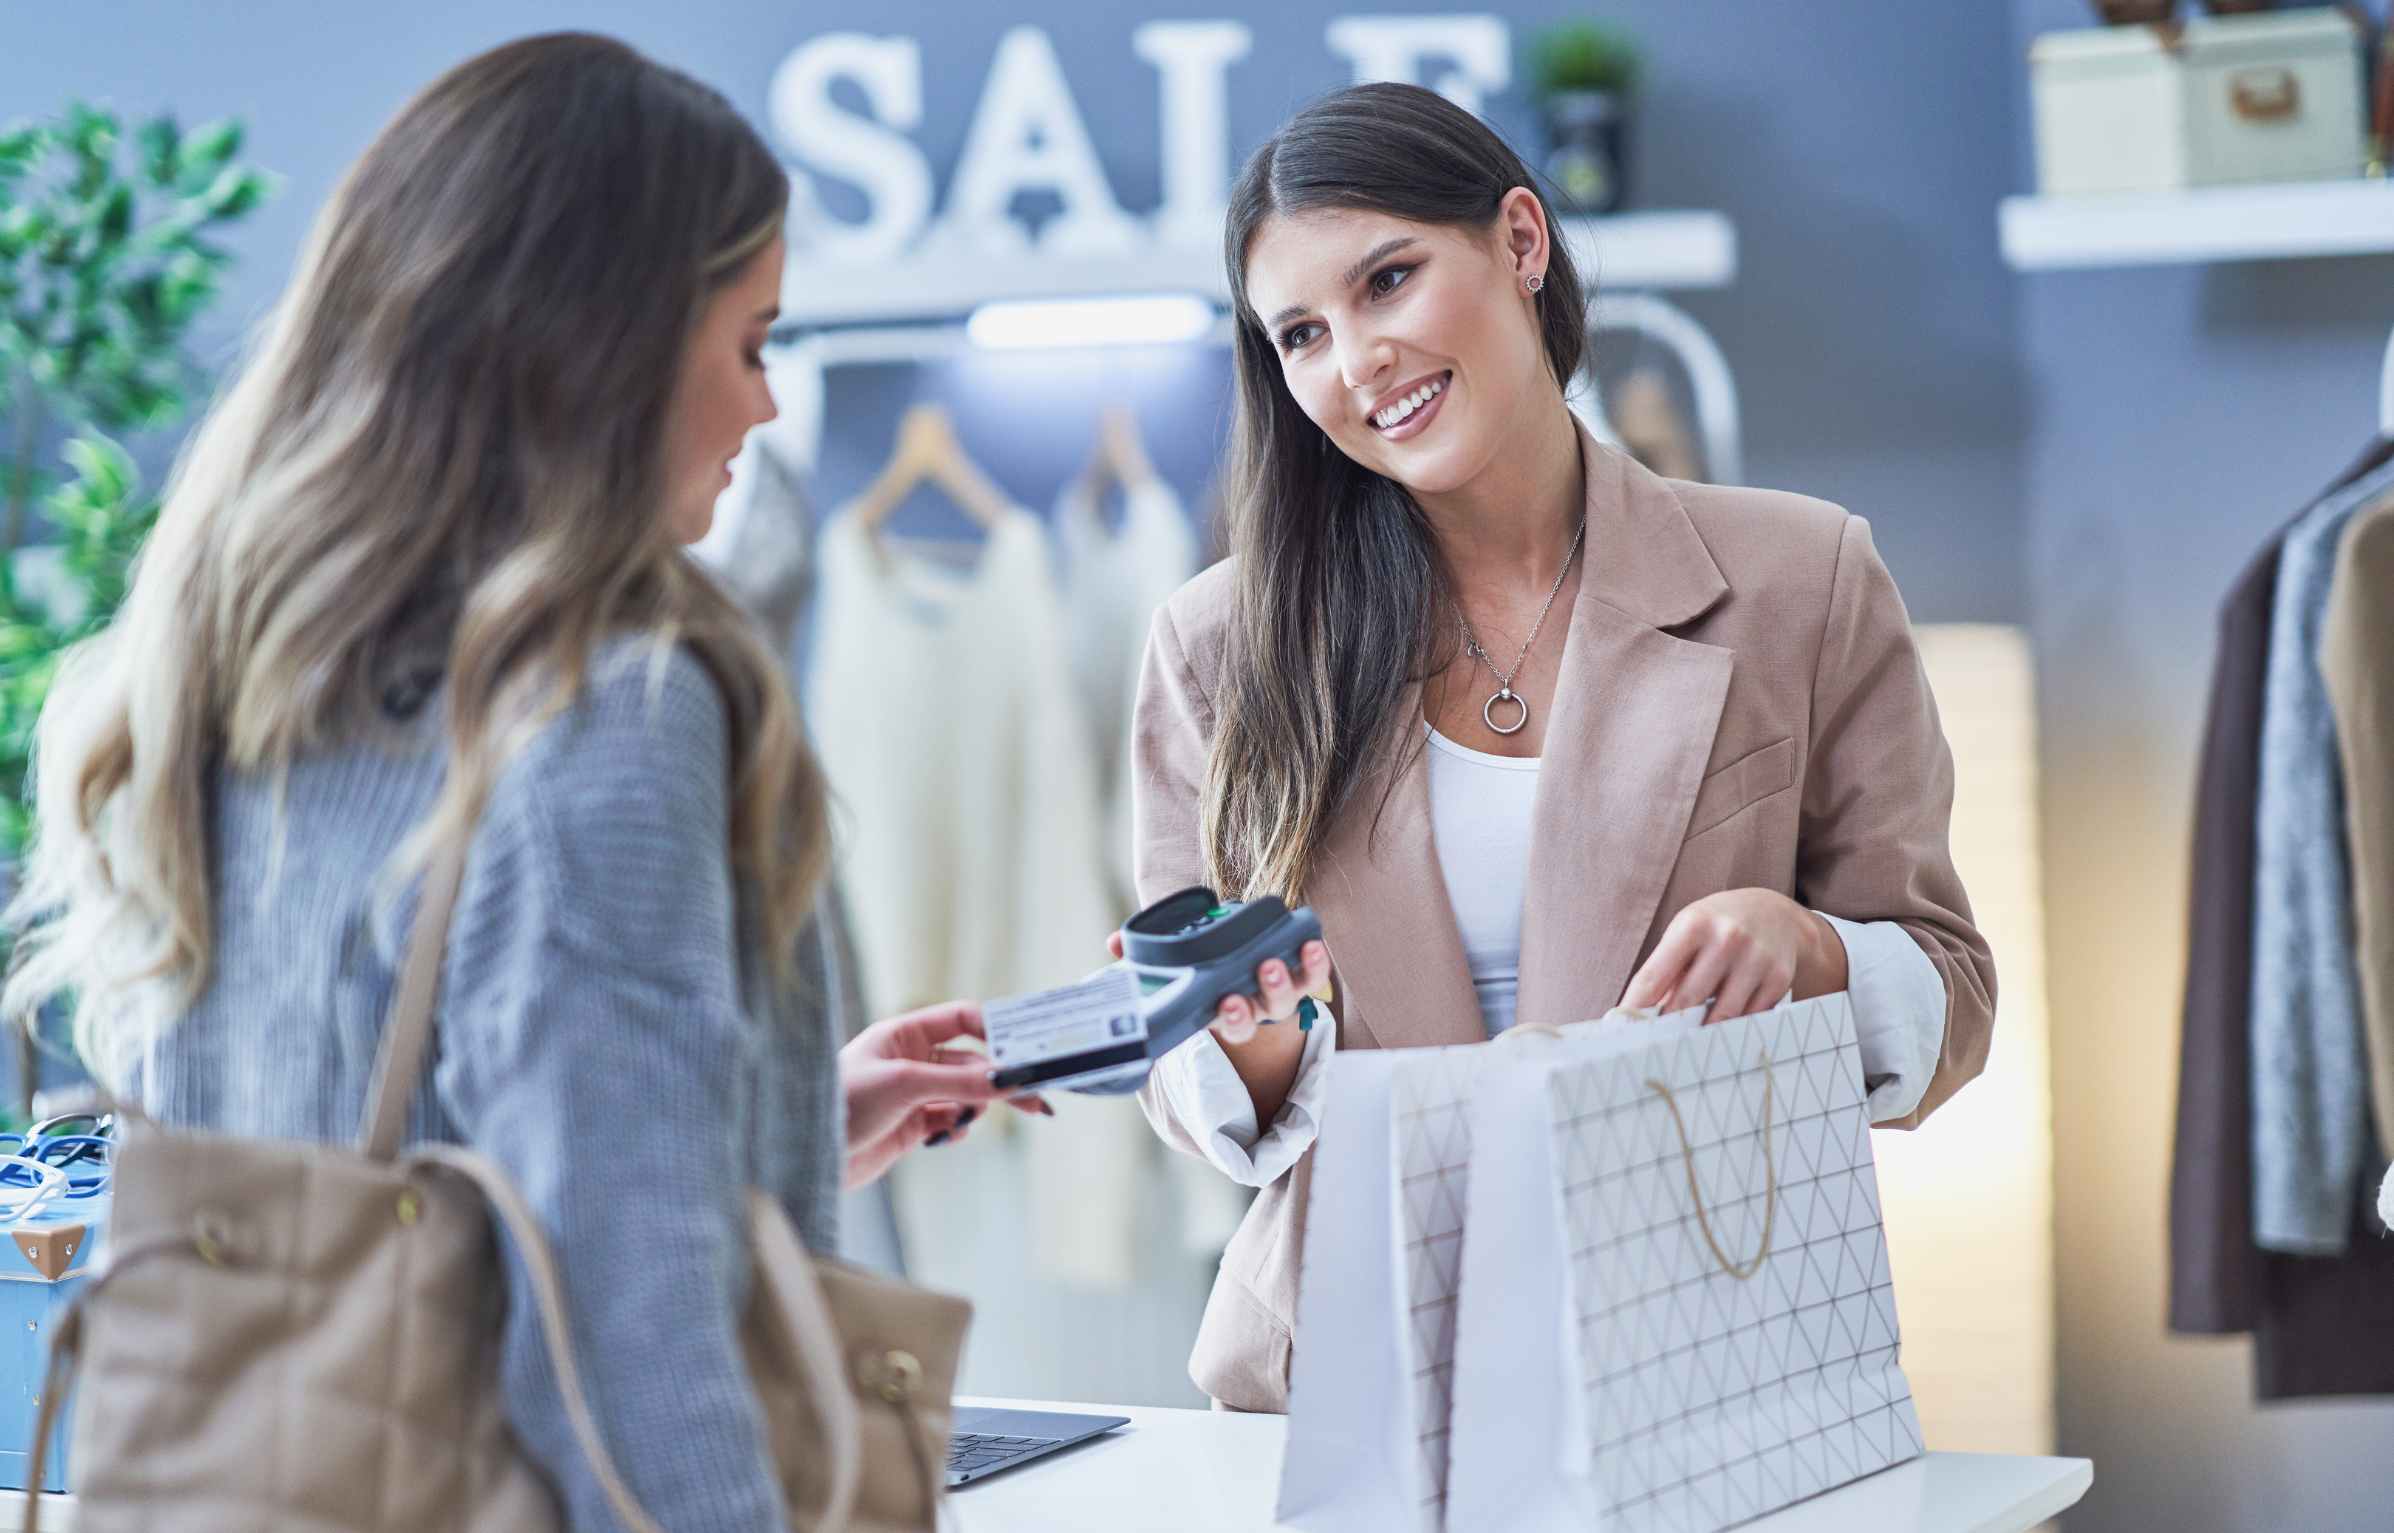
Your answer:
[764,299,1744,491]
[1586,292,1743,487]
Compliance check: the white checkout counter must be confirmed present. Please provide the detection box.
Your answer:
[0,1395,2094,1531]
[948,1397,2089,1532]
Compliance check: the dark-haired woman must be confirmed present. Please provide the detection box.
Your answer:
[1131,82,1995,1413]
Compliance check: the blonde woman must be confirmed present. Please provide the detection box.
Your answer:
[3,34,1031,1530]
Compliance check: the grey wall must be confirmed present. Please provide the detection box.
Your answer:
[2010,4,2394,1531]
[1,0,2029,621]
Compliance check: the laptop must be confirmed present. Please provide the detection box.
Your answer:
[945,1405,1130,1488]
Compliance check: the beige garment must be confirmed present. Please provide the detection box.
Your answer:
[2320,490,2394,1160]
[1612,366,1703,482]
[809,509,1136,1291]
[1130,428,1994,1412]
[30,836,968,1533]
[1051,475,1248,1261]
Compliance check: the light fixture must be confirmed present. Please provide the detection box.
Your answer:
[965,293,1215,350]
[1874,624,2055,1461]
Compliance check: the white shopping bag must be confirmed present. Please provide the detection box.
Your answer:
[1275,1049,1417,1532]
[1279,1019,1673,1533]
[1447,993,1924,1533]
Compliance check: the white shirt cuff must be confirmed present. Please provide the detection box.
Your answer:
[1146,1009,1338,1188]
[1819,913,1949,1123]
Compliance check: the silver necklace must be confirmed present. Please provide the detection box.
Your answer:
[1455,517,1586,737]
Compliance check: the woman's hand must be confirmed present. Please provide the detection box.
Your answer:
[838,1001,1051,1190]
[1102,932,1332,1044]
[1620,889,1848,1025]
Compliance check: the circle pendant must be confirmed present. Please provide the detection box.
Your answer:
[1484,688,1529,736]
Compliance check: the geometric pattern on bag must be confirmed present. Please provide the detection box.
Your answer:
[1392,1046,1494,1531]
[1552,1000,1923,1533]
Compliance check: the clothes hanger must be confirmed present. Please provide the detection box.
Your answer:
[1066,406,1166,533]
[850,402,1014,543]
[1096,406,1164,495]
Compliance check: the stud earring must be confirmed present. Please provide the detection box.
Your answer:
[1523,273,1546,294]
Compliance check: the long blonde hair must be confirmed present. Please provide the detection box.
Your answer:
[4,33,828,1083]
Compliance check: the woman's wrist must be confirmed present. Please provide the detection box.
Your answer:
[1793,904,1850,1001]
[1216,1017,1310,1128]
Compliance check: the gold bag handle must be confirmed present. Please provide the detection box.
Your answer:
[1494,1024,1779,1278]
[1645,1053,1778,1281]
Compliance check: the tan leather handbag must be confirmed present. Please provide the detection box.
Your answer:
[22,832,970,1533]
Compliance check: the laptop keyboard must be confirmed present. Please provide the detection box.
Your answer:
[947,1431,1058,1477]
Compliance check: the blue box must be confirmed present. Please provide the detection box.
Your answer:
[0,1200,99,1495]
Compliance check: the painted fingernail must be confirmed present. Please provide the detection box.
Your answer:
[926,1130,952,1147]
[957,1107,979,1128]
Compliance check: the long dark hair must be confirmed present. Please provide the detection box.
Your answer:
[1203,81,1589,900]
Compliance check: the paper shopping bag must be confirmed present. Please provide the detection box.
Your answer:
[1279,1021,1667,1533]
[1447,994,1924,1532]
[1275,1049,1418,1532]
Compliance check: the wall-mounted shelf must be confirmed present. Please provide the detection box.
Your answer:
[780,210,1736,326]
[1999,178,2394,271]
[1557,210,1738,292]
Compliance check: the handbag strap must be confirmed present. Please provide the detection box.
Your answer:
[346,833,865,1528]
[410,1144,677,1533]
[351,838,469,1159]
[747,1190,865,1532]
[357,833,472,1162]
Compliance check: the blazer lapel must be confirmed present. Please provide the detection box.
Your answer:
[1514,433,1732,1032]
[1307,680,1485,1053]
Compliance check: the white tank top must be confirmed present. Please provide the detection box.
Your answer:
[1424,723,1541,1036]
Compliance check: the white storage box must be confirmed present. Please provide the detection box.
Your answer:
[2030,8,2366,196]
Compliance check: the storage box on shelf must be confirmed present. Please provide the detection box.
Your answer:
[0,1199,99,1496]
[2029,7,2367,197]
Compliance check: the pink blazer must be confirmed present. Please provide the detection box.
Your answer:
[1130,431,1995,1411]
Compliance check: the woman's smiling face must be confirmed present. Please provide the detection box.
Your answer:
[1241,194,1552,499]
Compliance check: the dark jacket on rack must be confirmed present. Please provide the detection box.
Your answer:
[2170,437,2394,1400]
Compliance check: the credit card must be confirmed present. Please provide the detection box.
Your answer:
[984,967,1148,1074]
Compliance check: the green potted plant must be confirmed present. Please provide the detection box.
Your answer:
[1527,20,1643,215]
[0,102,271,1107]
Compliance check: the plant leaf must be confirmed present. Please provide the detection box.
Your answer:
[94,182,133,248]
[174,119,242,192]
[54,434,133,511]
[135,116,181,185]
[200,167,268,221]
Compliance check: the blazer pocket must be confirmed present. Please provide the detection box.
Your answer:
[1684,736,1795,841]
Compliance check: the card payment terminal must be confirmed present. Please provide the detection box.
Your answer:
[984,887,1323,1096]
